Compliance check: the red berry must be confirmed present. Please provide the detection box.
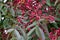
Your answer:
[27,28,31,31]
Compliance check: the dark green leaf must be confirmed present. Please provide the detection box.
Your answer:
[27,27,36,36]
[52,22,58,29]
[1,7,7,15]
[46,0,51,6]
[35,25,45,40]
[3,18,11,29]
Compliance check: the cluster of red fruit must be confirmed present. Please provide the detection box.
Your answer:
[13,0,56,32]
[49,28,60,40]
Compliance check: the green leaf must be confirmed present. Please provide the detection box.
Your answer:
[14,29,24,40]
[6,28,14,33]
[55,17,60,21]
[19,27,27,40]
[1,6,7,15]
[27,27,36,36]
[26,21,37,30]
[52,22,58,29]
[3,18,11,29]
[0,13,1,21]
[46,0,51,6]
[6,29,25,40]
[56,4,60,9]
[27,36,32,40]
[35,25,45,40]
[0,4,3,9]
[40,22,49,36]
[9,7,15,17]
[54,0,58,6]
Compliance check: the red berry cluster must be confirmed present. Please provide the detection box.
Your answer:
[49,28,60,40]
[13,0,56,31]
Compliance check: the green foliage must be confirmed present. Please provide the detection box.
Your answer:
[46,0,51,6]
